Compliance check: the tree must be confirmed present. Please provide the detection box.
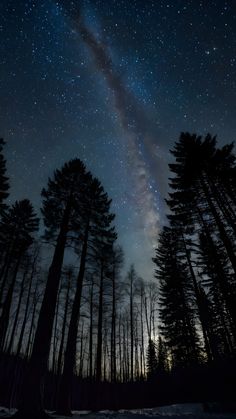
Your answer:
[167,133,236,357]
[153,227,201,368]
[125,265,137,381]
[0,200,39,351]
[0,138,9,214]
[156,336,168,374]
[146,339,158,380]
[57,176,117,415]
[169,133,236,275]
[110,246,123,383]
[16,244,41,357]
[14,159,87,419]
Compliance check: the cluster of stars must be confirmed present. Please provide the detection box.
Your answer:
[1,0,236,278]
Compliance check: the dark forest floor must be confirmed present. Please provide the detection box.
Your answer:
[1,404,236,419]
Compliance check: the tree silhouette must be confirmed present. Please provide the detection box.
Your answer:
[166,133,236,359]
[153,227,201,368]
[0,138,9,214]
[169,133,236,275]
[146,339,158,380]
[14,159,87,419]
[0,200,39,351]
[57,176,117,415]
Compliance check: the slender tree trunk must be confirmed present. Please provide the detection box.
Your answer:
[122,322,127,382]
[0,252,22,351]
[7,268,28,354]
[134,319,139,379]
[16,252,38,356]
[0,239,18,304]
[57,276,71,376]
[130,282,134,382]
[56,221,89,415]
[78,322,84,378]
[96,260,104,383]
[118,315,122,381]
[89,279,94,381]
[51,287,61,374]
[111,265,116,382]
[25,280,39,359]
[144,295,151,340]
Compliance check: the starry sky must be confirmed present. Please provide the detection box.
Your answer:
[1,0,236,280]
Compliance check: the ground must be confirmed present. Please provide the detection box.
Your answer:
[0,404,236,419]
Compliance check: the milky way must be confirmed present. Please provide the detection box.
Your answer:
[66,6,161,244]
[1,0,236,279]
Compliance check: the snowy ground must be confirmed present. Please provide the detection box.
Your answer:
[0,404,236,419]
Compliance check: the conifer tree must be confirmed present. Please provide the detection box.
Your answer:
[153,227,201,368]
[156,336,168,374]
[57,176,117,415]
[15,159,87,419]
[0,200,39,351]
[0,138,9,214]
[146,339,158,380]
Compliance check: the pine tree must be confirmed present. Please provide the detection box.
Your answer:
[153,227,201,368]
[14,159,87,419]
[57,175,117,415]
[169,132,236,275]
[125,265,137,381]
[110,246,123,383]
[167,132,236,359]
[156,336,168,374]
[146,339,158,380]
[0,200,39,351]
[0,138,9,214]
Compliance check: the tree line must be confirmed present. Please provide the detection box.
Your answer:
[153,133,236,367]
[0,139,162,418]
[0,133,235,418]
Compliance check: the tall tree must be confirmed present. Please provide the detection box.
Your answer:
[14,159,87,419]
[0,138,9,214]
[57,176,116,415]
[0,200,39,351]
[110,246,123,383]
[169,133,236,275]
[166,132,236,358]
[153,227,201,368]
[125,265,137,381]
[146,339,158,380]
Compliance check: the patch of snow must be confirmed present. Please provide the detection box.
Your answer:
[0,404,236,419]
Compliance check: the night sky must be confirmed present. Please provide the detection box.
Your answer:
[1,0,236,279]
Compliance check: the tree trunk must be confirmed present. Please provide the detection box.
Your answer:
[0,252,22,351]
[89,279,94,381]
[57,275,71,376]
[7,268,27,354]
[96,260,104,383]
[130,281,134,382]
[51,287,61,374]
[111,265,116,382]
[25,280,39,359]
[56,221,89,416]
[16,253,38,357]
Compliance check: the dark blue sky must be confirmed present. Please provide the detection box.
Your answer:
[1,0,236,279]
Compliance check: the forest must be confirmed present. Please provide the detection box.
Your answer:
[0,133,236,418]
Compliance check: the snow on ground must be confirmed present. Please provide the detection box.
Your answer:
[0,404,236,419]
